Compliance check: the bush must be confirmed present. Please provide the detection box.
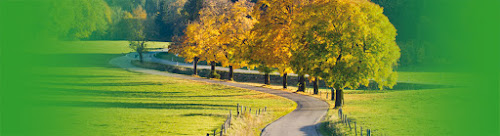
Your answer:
[208,71,220,79]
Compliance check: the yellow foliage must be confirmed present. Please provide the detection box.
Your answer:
[170,0,255,69]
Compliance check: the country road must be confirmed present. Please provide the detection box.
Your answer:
[111,54,329,136]
[130,51,298,76]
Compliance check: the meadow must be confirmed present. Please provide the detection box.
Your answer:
[39,41,295,135]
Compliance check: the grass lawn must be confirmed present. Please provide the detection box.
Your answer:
[38,41,295,136]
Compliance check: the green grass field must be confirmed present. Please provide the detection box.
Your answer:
[39,41,295,136]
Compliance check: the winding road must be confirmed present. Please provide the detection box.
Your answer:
[110,53,329,136]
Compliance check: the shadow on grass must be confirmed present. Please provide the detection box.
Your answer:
[38,54,122,68]
[46,88,246,98]
[43,75,125,78]
[47,81,168,87]
[356,82,454,91]
[54,101,234,110]
[181,113,228,118]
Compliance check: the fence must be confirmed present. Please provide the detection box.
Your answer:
[206,104,268,136]
[329,108,388,136]
[302,89,386,136]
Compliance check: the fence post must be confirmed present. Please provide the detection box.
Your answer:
[221,125,224,135]
[342,115,345,124]
[265,106,267,112]
[229,110,232,126]
[244,106,246,113]
[348,119,351,130]
[367,129,371,136]
[360,127,363,136]
[220,125,223,136]
[338,108,342,119]
[344,115,347,125]
[249,108,251,113]
[355,122,357,136]
[237,103,239,116]
[213,130,216,136]
[342,115,344,124]
[259,109,261,115]
[343,115,345,124]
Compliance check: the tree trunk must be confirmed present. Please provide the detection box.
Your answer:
[313,78,319,95]
[282,73,287,89]
[335,88,343,108]
[298,75,305,92]
[264,73,270,85]
[330,88,335,101]
[193,57,199,75]
[209,61,216,78]
[138,52,144,63]
[210,61,216,72]
[228,65,234,81]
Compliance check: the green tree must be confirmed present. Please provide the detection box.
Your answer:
[291,0,400,107]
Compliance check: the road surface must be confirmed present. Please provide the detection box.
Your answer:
[111,54,328,136]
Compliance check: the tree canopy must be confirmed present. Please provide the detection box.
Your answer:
[287,0,399,107]
[292,0,399,90]
[246,0,295,75]
[171,0,255,69]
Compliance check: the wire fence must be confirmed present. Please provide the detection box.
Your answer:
[206,104,268,136]
[206,110,231,136]
[301,88,387,136]
[327,108,388,136]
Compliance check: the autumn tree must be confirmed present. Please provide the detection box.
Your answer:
[127,6,149,63]
[291,0,400,107]
[218,0,256,80]
[248,0,296,87]
[170,0,231,78]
